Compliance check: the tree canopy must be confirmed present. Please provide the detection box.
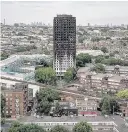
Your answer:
[101,47,108,53]
[8,121,23,132]
[76,53,92,67]
[73,121,93,132]
[116,89,128,99]
[35,67,56,85]
[95,55,105,63]
[1,52,9,60]
[50,125,70,132]
[92,46,99,50]
[64,68,77,83]
[35,59,53,69]
[36,88,60,115]
[100,96,120,115]
[8,122,46,132]
[101,58,128,66]
[91,63,105,73]
[53,102,62,115]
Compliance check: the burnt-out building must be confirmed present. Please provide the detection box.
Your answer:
[53,14,76,76]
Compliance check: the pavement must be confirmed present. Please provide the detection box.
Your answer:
[110,116,128,132]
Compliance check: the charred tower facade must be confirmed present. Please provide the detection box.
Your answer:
[53,15,76,76]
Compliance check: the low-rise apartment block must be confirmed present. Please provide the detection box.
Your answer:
[1,83,28,118]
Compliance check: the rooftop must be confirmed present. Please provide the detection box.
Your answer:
[19,115,122,123]
[77,67,90,73]
[57,14,73,17]
[18,116,128,132]
[76,50,104,56]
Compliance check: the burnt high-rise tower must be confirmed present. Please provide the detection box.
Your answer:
[53,14,76,76]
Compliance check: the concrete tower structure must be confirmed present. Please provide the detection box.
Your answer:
[53,14,76,76]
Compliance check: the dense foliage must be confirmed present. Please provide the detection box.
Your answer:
[8,122,46,132]
[95,55,105,63]
[95,56,128,66]
[73,121,93,132]
[116,89,128,99]
[36,88,60,115]
[8,121,94,132]
[35,67,56,85]
[1,52,9,60]
[76,53,92,67]
[50,125,70,132]
[35,59,53,69]
[91,63,105,73]
[100,96,120,115]
[102,58,128,66]
[16,45,37,52]
[101,47,108,53]
[64,68,77,83]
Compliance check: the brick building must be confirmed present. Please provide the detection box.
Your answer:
[118,100,128,117]
[75,97,98,116]
[78,71,128,95]
[2,83,28,118]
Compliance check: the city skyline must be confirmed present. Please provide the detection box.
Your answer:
[1,1,128,25]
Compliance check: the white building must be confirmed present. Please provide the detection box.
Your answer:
[1,78,40,97]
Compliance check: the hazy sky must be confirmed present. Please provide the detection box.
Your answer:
[1,1,128,25]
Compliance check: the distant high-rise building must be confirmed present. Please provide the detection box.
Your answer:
[4,19,5,25]
[53,14,76,76]
[88,23,90,27]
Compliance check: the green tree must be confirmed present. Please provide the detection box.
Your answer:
[36,88,60,115]
[91,37,100,42]
[50,125,70,132]
[1,94,6,117]
[76,53,92,67]
[18,123,46,132]
[36,59,49,67]
[109,53,115,57]
[8,122,46,132]
[14,23,19,27]
[36,99,52,115]
[1,52,9,60]
[73,121,93,132]
[101,58,126,66]
[78,36,85,43]
[101,97,111,115]
[35,59,53,70]
[8,121,23,132]
[91,63,105,73]
[101,47,108,53]
[95,55,105,63]
[109,97,120,114]
[116,89,128,99]
[53,102,62,115]
[1,118,5,125]
[35,67,56,85]
[92,46,99,50]
[64,68,77,83]
[100,96,119,115]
